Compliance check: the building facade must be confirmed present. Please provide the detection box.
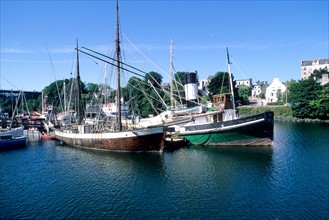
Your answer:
[235,78,252,88]
[301,58,329,80]
[251,81,268,98]
[265,78,286,103]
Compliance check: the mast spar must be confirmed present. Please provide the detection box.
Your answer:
[116,0,122,131]
[226,47,236,113]
[170,39,174,109]
[76,38,83,124]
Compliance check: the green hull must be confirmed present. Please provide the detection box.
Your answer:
[178,111,274,146]
[181,132,272,146]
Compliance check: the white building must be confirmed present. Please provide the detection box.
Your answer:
[198,75,213,96]
[252,84,262,98]
[251,82,268,98]
[301,58,329,80]
[235,78,252,88]
[265,78,286,103]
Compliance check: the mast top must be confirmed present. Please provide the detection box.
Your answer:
[226,47,231,65]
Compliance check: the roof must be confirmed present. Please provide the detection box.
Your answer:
[301,58,329,66]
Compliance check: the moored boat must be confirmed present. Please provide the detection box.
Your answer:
[168,48,274,146]
[173,111,273,146]
[0,134,27,150]
[0,126,24,138]
[41,132,57,141]
[55,125,165,151]
[55,0,165,152]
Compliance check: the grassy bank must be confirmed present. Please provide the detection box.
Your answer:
[237,105,293,119]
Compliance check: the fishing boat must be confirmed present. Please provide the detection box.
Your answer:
[55,0,165,152]
[167,48,274,146]
[169,99,274,146]
[134,47,273,146]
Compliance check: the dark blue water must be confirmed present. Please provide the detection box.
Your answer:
[1,122,328,219]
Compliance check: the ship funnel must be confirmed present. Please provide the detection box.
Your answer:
[184,71,198,107]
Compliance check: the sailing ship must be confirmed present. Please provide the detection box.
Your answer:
[134,47,274,146]
[166,48,274,146]
[55,0,165,152]
[169,96,274,146]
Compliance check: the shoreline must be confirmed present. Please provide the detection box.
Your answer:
[275,117,329,123]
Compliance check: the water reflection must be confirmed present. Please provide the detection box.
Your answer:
[268,122,329,219]
[1,122,328,219]
[53,141,166,177]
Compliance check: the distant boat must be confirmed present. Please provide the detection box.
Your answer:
[41,132,56,141]
[0,126,24,138]
[55,0,165,152]
[0,134,27,150]
[0,96,28,148]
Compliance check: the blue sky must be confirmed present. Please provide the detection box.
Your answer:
[1,0,328,92]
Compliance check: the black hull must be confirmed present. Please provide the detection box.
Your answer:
[178,111,274,146]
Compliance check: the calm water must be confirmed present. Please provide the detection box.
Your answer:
[1,122,328,219]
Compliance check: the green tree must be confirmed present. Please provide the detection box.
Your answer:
[308,83,329,119]
[207,71,237,102]
[42,78,88,113]
[258,92,265,99]
[289,77,327,119]
[140,71,165,117]
[0,92,42,117]
[313,68,329,81]
[237,85,250,105]
[207,72,230,97]
[123,76,143,115]
[145,71,163,89]
[86,83,100,95]
[286,79,298,104]
[173,71,187,106]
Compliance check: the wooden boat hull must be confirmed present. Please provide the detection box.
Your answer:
[176,111,274,146]
[55,126,165,152]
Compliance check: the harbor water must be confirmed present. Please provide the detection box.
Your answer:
[1,122,328,219]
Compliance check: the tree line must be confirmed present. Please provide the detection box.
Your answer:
[1,69,328,120]
[288,69,329,119]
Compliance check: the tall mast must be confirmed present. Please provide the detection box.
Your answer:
[226,47,236,112]
[116,0,122,131]
[170,39,174,109]
[76,38,83,124]
[42,91,44,114]
[104,64,107,104]
[63,81,67,114]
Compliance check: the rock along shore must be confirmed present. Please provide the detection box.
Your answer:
[275,117,329,123]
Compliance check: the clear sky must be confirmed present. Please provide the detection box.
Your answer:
[1,0,328,92]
